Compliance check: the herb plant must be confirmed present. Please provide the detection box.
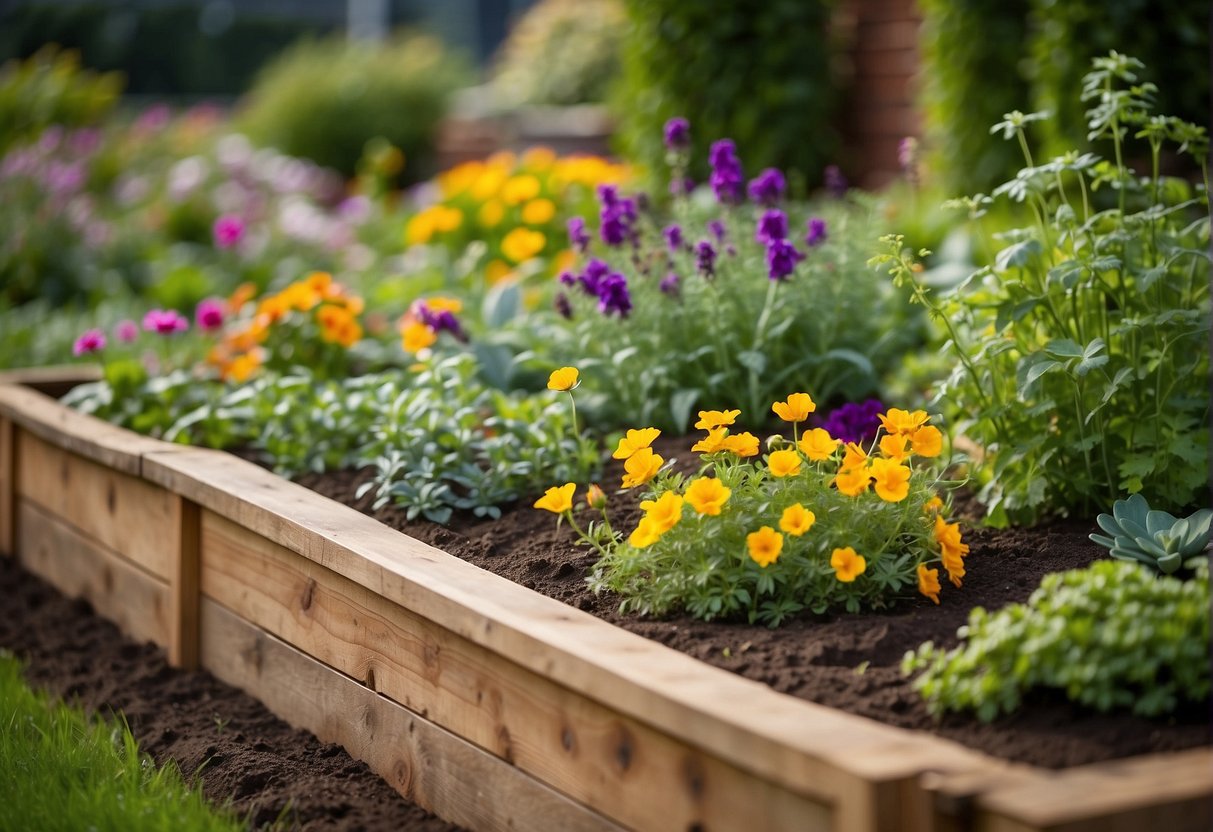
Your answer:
[903,559,1211,720]
[874,53,1210,524]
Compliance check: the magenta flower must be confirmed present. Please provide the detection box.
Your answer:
[143,309,190,335]
[72,329,106,357]
[212,214,246,249]
[115,320,139,343]
[195,298,226,331]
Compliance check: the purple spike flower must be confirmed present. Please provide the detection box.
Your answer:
[695,240,717,277]
[663,117,691,151]
[596,273,632,318]
[765,239,804,281]
[567,216,591,253]
[708,139,744,205]
[663,224,683,252]
[554,292,573,319]
[707,219,726,243]
[805,217,828,247]
[823,165,848,198]
[659,272,681,296]
[597,186,637,247]
[416,303,467,342]
[755,209,788,244]
[747,168,786,206]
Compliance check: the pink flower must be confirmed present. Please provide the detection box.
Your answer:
[194,298,226,331]
[212,214,246,249]
[142,309,189,335]
[115,320,139,343]
[72,329,106,357]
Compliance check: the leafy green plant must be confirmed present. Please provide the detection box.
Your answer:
[874,53,1210,524]
[0,46,120,156]
[1090,493,1212,575]
[903,559,1211,720]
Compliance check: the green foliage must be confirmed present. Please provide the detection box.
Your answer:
[903,559,1211,720]
[237,33,470,180]
[0,46,120,156]
[918,0,1032,195]
[0,651,247,832]
[491,0,627,107]
[874,55,1211,524]
[614,0,837,188]
[1090,493,1212,576]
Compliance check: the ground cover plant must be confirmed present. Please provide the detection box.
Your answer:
[0,652,249,832]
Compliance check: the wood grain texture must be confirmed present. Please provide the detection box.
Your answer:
[0,364,101,398]
[16,430,177,581]
[200,510,835,832]
[202,598,625,832]
[169,498,201,669]
[0,416,12,556]
[18,499,170,648]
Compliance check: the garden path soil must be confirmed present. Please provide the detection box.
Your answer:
[0,556,463,832]
[295,434,1211,770]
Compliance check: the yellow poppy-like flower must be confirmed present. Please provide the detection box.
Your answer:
[534,483,576,514]
[405,210,436,245]
[923,495,944,513]
[721,432,760,457]
[613,427,661,459]
[917,563,941,604]
[432,205,463,232]
[485,259,512,284]
[521,198,556,225]
[501,227,547,263]
[830,547,867,582]
[779,503,815,536]
[694,409,740,430]
[522,146,557,169]
[910,425,943,457]
[797,428,839,461]
[869,457,912,502]
[401,320,437,354]
[691,427,728,454]
[317,305,361,347]
[841,442,869,470]
[586,484,607,509]
[747,526,783,568]
[424,296,463,314]
[639,491,683,534]
[281,281,321,312]
[547,366,579,391]
[767,448,802,478]
[879,408,930,436]
[470,167,507,200]
[684,477,731,516]
[621,447,663,489]
[879,432,910,462]
[834,464,872,497]
[934,515,970,588]
[771,392,816,423]
[478,200,505,228]
[502,174,541,205]
[629,517,662,548]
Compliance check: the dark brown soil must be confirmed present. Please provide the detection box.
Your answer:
[0,556,463,832]
[294,435,1211,770]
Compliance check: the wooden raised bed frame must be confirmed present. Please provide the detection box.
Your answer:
[1,371,1208,832]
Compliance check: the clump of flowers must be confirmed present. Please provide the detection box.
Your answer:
[537,387,964,625]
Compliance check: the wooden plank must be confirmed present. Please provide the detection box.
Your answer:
[0,416,12,556]
[0,364,102,398]
[17,499,170,648]
[200,510,835,832]
[16,430,177,581]
[169,498,201,670]
[144,445,989,823]
[201,598,624,832]
[0,383,160,475]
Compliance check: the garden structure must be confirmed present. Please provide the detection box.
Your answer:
[1,369,1208,832]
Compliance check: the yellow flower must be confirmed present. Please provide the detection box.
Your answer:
[522,146,556,169]
[934,515,970,588]
[869,457,912,502]
[478,200,505,228]
[534,483,576,514]
[613,427,661,459]
[405,210,436,245]
[501,227,547,263]
[830,547,867,582]
[767,448,802,478]
[222,350,263,383]
[639,491,683,534]
[621,447,663,489]
[586,484,607,509]
[917,563,941,604]
[797,428,840,460]
[470,166,507,200]
[834,463,872,497]
[879,432,910,462]
[684,477,731,516]
[304,271,334,295]
[771,392,816,423]
[779,503,815,536]
[401,320,437,354]
[521,198,556,225]
[841,442,869,470]
[721,432,760,458]
[923,495,944,513]
[691,427,728,454]
[432,205,463,233]
[316,305,361,347]
[910,425,943,458]
[502,174,541,205]
[228,281,257,312]
[629,517,662,548]
[879,408,930,436]
[485,259,512,284]
[281,281,321,312]
[747,526,783,567]
[547,366,579,391]
[424,296,463,314]
[694,409,741,430]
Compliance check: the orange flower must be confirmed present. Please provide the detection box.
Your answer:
[910,425,943,457]
[766,448,802,478]
[779,503,815,536]
[747,526,784,567]
[691,427,727,454]
[317,305,362,347]
[721,432,760,457]
[639,491,683,534]
[830,547,867,582]
[879,432,910,462]
[534,483,576,514]
[771,392,816,423]
[629,517,662,548]
[879,408,930,436]
[869,457,911,502]
[917,563,941,604]
[547,366,579,391]
[401,320,437,354]
[304,271,334,295]
[933,515,970,588]
[282,281,321,312]
[586,484,607,509]
[612,427,661,460]
[694,409,740,430]
[228,281,257,311]
[621,447,663,489]
[798,428,839,461]
[834,463,872,497]
[923,495,944,513]
[684,477,731,516]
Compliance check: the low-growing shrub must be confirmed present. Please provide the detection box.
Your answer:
[0,46,120,156]
[903,559,1211,720]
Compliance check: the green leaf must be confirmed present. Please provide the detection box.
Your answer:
[669,389,700,433]
[1044,338,1084,359]
[994,239,1042,272]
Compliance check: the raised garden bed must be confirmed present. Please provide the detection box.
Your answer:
[2,372,1210,832]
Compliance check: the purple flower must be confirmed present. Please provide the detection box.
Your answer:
[554,292,573,319]
[597,186,637,247]
[578,258,611,297]
[416,304,467,342]
[659,272,681,296]
[823,165,848,198]
[663,117,691,151]
[898,137,919,171]
[212,214,245,249]
[805,217,828,247]
[747,168,786,206]
[558,270,578,287]
[765,238,804,281]
[567,216,591,253]
[695,240,717,277]
[195,298,226,331]
[115,320,139,343]
[72,329,106,357]
[663,224,683,251]
[821,399,884,445]
[142,309,189,335]
[708,139,744,205]
[596,273,632,318]
[669,176,695,197]
[707,219,726,243]
[755,209,788,244]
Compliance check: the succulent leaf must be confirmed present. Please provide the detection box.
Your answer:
[1146,509,1179,536]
